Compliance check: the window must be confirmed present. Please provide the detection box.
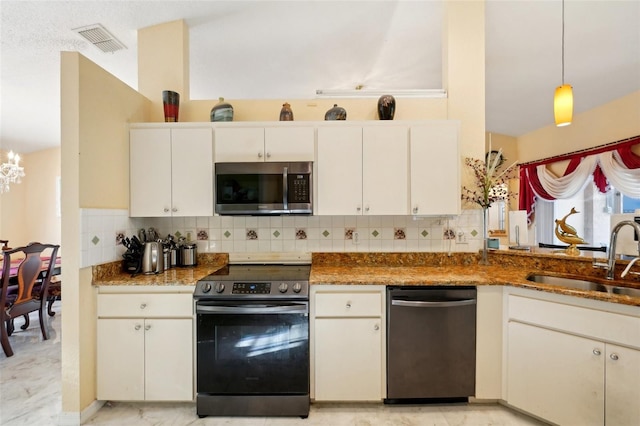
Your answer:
[535,182,637,248]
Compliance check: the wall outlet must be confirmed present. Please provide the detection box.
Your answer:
[457,230,468,244]
[353,231,360,244]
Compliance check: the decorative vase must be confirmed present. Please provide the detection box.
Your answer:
[210,97,233,122]
[324,104,347,120]
[480,207,490,265]
[377,94,395,120]
[279,102,294,121]
[162,90,180,122]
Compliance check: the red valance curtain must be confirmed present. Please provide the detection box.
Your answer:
[519,136,640,222]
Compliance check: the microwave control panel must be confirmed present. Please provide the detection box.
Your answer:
[289,174,310,202]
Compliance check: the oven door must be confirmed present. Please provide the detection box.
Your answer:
[196,300,309,395]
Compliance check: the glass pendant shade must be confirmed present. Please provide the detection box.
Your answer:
[554,84,573,127]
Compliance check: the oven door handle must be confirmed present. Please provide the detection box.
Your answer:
[196,303,308,315]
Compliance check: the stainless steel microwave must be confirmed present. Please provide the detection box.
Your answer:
[215,162,313,215]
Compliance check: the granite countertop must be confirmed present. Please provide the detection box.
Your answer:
[92,253,228,286]
[92,251,640,307]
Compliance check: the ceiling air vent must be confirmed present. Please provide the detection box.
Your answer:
[73,24,126,53]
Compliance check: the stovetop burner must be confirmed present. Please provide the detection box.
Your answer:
[194,263,311,300]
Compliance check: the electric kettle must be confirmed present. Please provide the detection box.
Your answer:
[142,241,164,274]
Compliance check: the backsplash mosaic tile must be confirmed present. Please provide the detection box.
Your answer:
[81,209,485,267]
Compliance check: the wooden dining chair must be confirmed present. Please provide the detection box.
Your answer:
[1,242,60,357]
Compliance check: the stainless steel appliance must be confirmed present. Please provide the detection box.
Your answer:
[385,286,477,403]
[215,162,312,215]
[179,242,197,266]
[193,255,311,418]
[141,241,164,274]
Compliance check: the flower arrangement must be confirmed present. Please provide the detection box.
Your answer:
[461,148,518,209]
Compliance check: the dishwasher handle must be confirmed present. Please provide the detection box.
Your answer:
[391,298,476,308]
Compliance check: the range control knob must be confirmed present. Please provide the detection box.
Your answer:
[292,283,302,293]
[214,282,225,294]
[278,282,289,293]
[202,282,212,293]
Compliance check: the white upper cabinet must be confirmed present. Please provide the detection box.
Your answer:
[214,127,264,162]
[264,127,315,161]
[316,125,408,215]
[214,126,314,162]
[130,127,213,217]
[409,122,460,215]
[362,126,408,215]
[316,126,363,215]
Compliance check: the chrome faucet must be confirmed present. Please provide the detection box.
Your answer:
[603,220,640,280]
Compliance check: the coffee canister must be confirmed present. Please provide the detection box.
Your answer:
[180,243,197,267]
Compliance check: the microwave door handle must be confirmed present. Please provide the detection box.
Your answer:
[283,166,289,211]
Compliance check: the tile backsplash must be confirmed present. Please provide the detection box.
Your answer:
[80,208,484,268]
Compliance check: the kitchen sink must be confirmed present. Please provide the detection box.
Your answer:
[526,274,640,298]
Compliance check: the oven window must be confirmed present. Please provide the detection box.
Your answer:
[197,312,309,395]
[216,174,283,204]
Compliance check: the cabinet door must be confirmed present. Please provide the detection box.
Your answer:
[264,127,315,161]
[130,128,172,217]
[170,128,213,217]
[410,123,460,215]
[97,318,145,401]
[605,344,640,426]
[362,126,408,215]
[314,317,382,401]
[214,127,264,162]
[316,126,362,215]
[507,321,604,425]
[144,318,194,401]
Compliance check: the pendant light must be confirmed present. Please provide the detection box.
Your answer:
[554,0,573,127]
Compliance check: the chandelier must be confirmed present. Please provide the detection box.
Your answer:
[0,151,25,193]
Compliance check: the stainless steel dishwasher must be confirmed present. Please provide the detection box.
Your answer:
[385,286,476,403]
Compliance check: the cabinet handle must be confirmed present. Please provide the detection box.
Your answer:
[610,353,619,361]
[413,206,418,214]
[266,152,271,158]
[593,348,602,356]
[346,302,352,309]
[140,303,147,310]
[164,208,170,213]
[374,324,379,331]
[145,324,151,331]
[134,324,142,331]
[172,207,178,212]
[365,206,370,212]
[258,152,263,158]
[356,206,361,212]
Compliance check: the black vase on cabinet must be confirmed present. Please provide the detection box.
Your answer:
[324,104,347,120]
[279,102,294,121]
[377,95,396,120]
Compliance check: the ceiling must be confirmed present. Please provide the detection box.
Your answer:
[1,0,639,154]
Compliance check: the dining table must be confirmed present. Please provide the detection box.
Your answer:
[0,256,62,280]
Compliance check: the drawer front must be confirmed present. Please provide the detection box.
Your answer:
[98,293,193,318]
[315,292,382,317]
[508,295,640,348]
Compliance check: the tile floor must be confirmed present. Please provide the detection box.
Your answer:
[0,305,546,426]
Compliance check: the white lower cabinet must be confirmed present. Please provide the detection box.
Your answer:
[311,285,385,401]
[97,291,194,401]
[506,293,640,426]
[507,321,604,425]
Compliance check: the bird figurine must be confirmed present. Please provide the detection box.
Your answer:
[554,207,587,255]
